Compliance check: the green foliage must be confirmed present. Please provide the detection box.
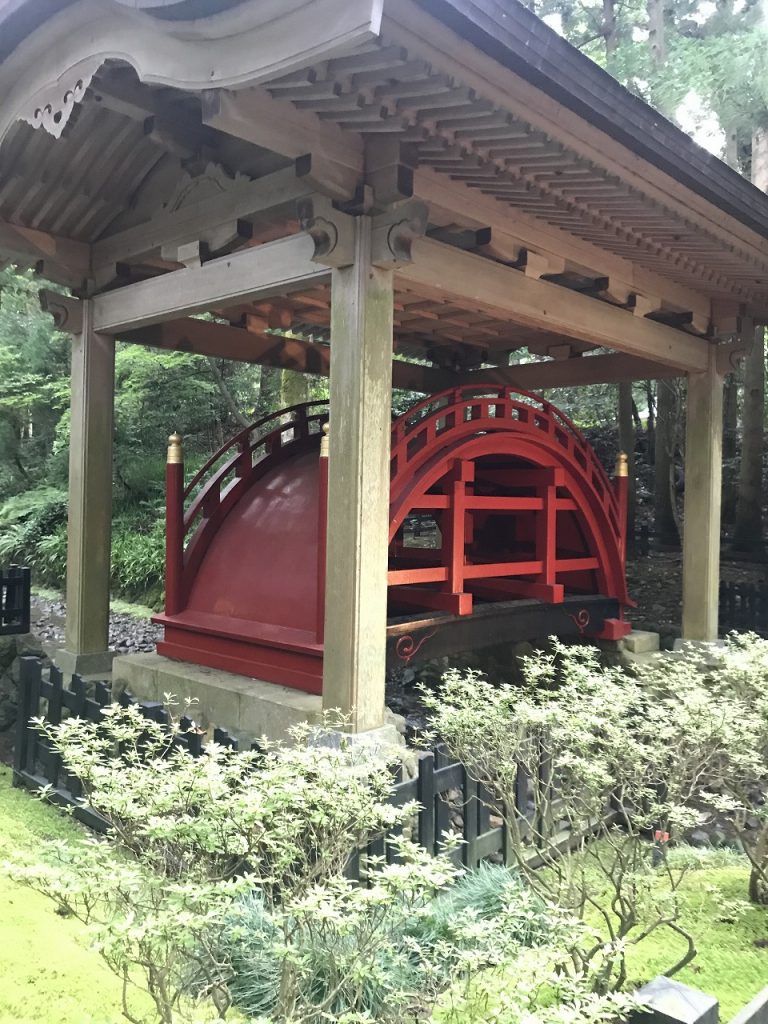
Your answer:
[111,519,166,605]
[0,765,157,1024]
[622,851,768,1018]
[3,702,640,1024]
[422,643,702,989]
[423,635,768,991]
[5,704,417,1022]
[218,863,557,1023]
[0,487,68,586]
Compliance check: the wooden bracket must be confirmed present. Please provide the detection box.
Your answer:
[371,199,429,269]
[161,240,205,269]
[523,250,566,279]
[364,137,417,208]
[716,315,756,374]
[630,292,663,318]
[297,194,356,268]
[39,289,83,334]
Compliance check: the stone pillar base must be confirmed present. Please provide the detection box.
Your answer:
[112,653,323,746]
[52,647,115,679]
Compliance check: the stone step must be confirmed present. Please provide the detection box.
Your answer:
[622,629,660,654]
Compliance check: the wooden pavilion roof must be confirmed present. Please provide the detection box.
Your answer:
[0,0,766,378]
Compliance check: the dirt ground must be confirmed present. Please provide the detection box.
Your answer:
[625,548,767,645]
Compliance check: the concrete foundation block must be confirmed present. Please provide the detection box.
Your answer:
[112,653,322,745]
[623,630,661,655]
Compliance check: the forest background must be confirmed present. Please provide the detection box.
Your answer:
[1,0,767,609]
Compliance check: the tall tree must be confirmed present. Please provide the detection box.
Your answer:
[618,382,636,549]
[654,381,680,544]
[732,127,768,552]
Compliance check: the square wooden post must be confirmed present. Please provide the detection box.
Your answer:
[322,216,394,732]
[681,353,724,641]
[61,299,115,674]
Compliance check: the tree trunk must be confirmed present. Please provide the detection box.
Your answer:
[732,327,765,553]
[647,0,666,67]
[618,382,636,552]
[645,381,655,462]
[207,358,250,429]
[654,381,679,545]
[280,368,309,409]
[732,127,768,552]
[722,373,739,525]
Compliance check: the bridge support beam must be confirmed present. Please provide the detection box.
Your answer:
[59,300,116,675]
[322,216,393,732]
[681,353,724,641]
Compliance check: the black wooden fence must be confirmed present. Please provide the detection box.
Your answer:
[719,581,768,637]
[14,656,544,870]
[1,565,30,636]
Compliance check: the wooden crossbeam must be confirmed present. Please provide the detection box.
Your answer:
[399,238,709,372]
[120,316,452,394]
[93,233,329,332]
[461,352,683,389]
[414,168,713,332]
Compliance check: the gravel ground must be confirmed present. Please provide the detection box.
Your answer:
[31,594,162,655]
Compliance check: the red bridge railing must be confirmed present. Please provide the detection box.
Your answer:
[390,385,623,544]
[165,401,328,615]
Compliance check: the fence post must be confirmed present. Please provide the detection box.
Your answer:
[13,657,41,785]
[417,751,436,856]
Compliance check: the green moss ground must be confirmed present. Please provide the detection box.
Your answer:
[625,860,768,1019]
[2,762,766,1022]
[0,764,147,1024]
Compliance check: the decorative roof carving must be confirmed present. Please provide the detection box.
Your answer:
[165,162,251,213]
[19,64,97,139]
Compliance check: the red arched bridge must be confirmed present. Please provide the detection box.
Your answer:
[154,386,631,693]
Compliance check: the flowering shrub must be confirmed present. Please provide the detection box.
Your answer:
[638,632,768,904]
[422,641,712,990]
[5,700,608,1024]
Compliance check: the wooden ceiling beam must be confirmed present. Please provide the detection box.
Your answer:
[462,353,682,389]
[201,87,363,201]
[92,165,315,268]
[398,237,710,371]
[120,316,452,394]
[385,3,768,272]
[0,220,91,286]
[93,232,329,333]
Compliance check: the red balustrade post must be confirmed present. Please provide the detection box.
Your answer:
[441,459,473,614]
[614,451,629,563]
[316,422,329,644]
[165,433,185,616]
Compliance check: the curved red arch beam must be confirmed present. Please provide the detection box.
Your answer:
[388,387,629,608]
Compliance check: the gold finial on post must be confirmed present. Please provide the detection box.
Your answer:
[320,422,330,458]
[167,433,184,465]
[615,451,629,477]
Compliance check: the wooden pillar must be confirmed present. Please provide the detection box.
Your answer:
[322,216,393,732]
[681,353,724,641]
[62,300,115,672]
